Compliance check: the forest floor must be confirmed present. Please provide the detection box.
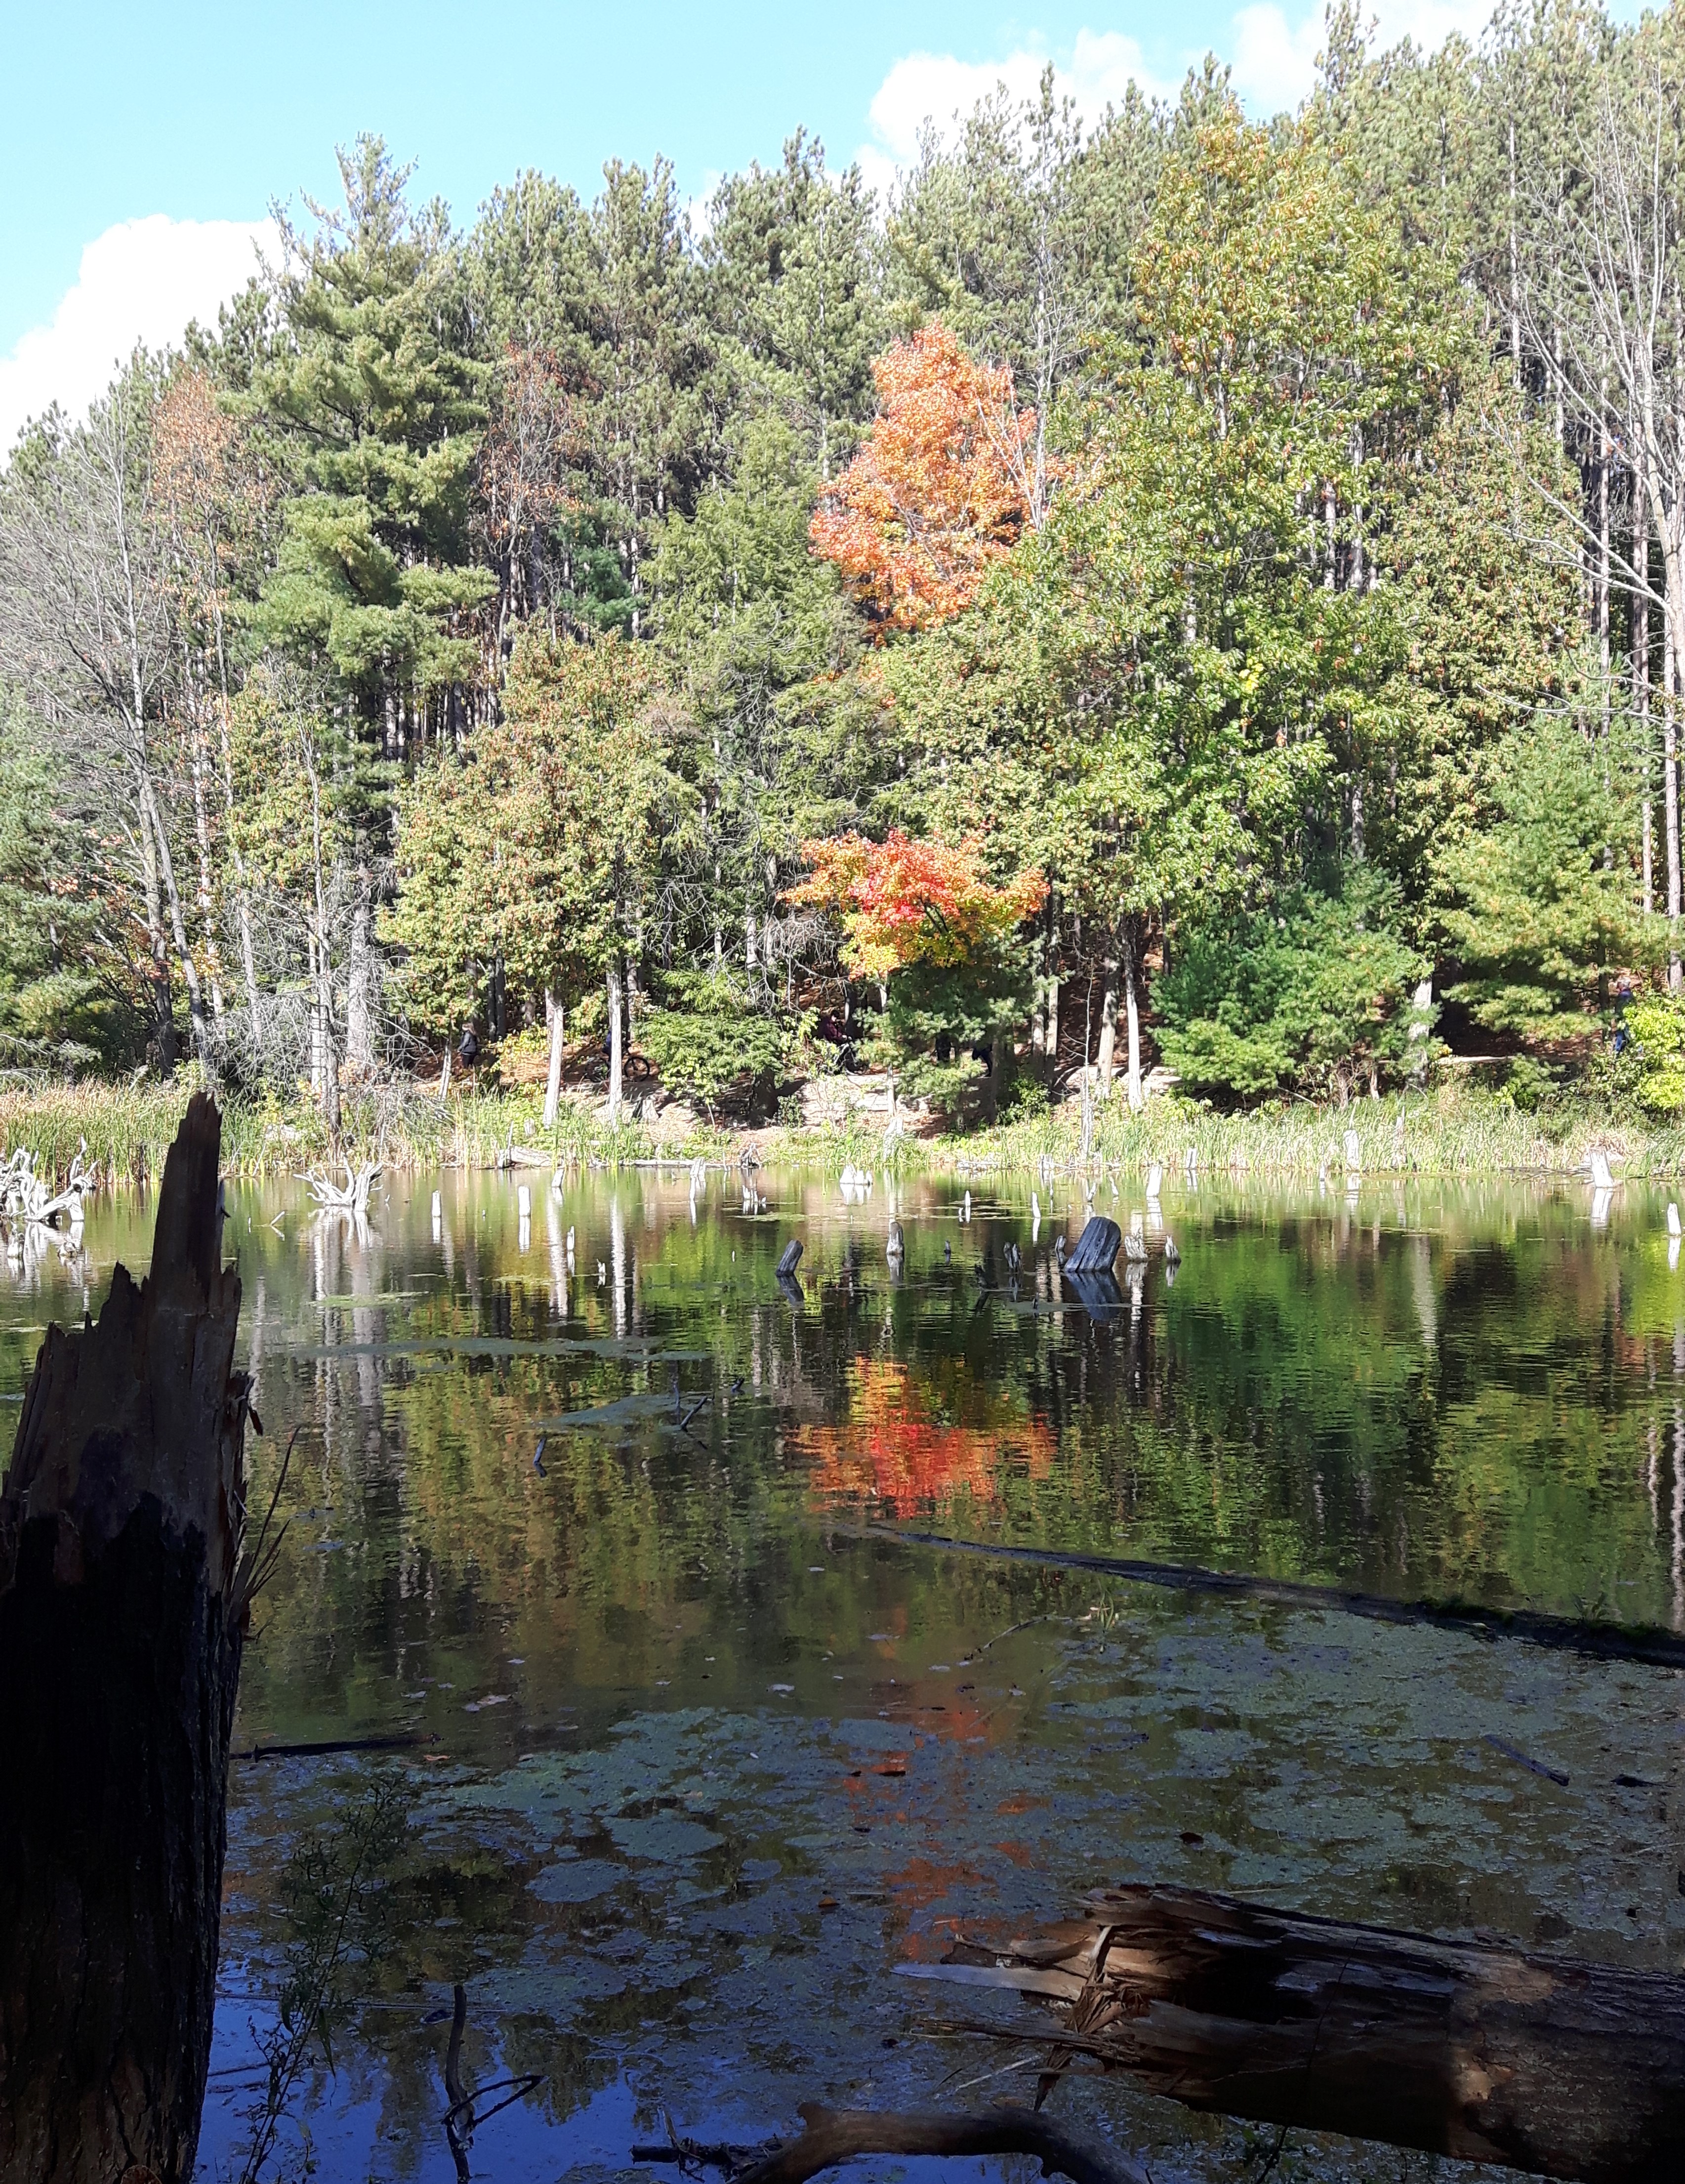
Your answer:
[0,1058,1682,1191]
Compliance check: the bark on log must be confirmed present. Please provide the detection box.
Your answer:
[732,2104,1148,2184]
[0,1092,253,2184]
[906,1884,1685,2184]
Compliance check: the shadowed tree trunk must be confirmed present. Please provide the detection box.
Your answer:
[0,1092,254,2183]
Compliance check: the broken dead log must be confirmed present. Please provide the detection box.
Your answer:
[905,1883,1685,2184]
[850,1524,1685,1672]
[638,2104,1148,2184]
[0,1092,256,2184]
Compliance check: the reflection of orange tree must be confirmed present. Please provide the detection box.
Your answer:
[796,1359,1054,1514]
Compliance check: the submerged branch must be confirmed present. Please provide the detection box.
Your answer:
[846,1525,1685,1671]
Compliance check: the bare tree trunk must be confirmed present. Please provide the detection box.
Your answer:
[1095,966,1118,1094]
[1667,591,1682,990]
[607,959,624,1125]
[307,770,338,1136]
[543,989,565,1129]
[1508,117,1521,379]
[344,877,374,1078]
[1123,925,1144,1113]
[0,1093,253,2184]
[212,702,263,1054]
[141,771,209,1063]
[134,778,177,1073]
[187,710,222,1018]
[1599,398,1611,798]
[1639,487,1653,913]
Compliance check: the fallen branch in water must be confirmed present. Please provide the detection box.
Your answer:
[846,1524,1685,1671]
[906,1883,1685,2184]
[240,1732,437,1763]
[443,1981,471,2184]
[636,2105,1147,2184]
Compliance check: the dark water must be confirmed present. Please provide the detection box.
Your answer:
[5,1166,1684,2182]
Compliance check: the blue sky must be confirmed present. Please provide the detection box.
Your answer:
[0,0,1632,446]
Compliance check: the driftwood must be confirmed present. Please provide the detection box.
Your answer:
[905,1884,1685,2184]
[0,1092,256,2183]
[0,1141,95,1231]
[634,2105,1146,2184]
[302,1157,380,1217]
[852,1524,1685,1672]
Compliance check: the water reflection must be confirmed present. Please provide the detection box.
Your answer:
[3,1168,1685,2180]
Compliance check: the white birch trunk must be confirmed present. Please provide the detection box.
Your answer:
[544,989,565,1129]
[607,961,624,1125]
[1096,971,1118,1093]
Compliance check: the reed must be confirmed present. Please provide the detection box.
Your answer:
[927,1084,1661,1180]
[0,1076,657,1188]
[0,1073,1676,1189]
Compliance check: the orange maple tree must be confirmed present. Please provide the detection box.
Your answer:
[785,830,1046,982]
[809,321,1032,631]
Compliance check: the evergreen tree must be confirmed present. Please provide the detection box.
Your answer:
[255,136,493,756]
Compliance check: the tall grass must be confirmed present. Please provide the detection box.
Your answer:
[0,1073,660,1188]
[921,1084,1675,1180]
[2,1071,1678,1189]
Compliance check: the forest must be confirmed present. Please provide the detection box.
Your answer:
[4,0,1685,1145]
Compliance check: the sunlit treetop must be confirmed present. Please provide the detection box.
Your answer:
[786,828,1046,982]
[808,322,1032,634]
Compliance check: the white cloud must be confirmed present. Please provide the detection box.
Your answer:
[1230,0,1497,114]
[1230,5,1325,111]
[0,213,276,458]
[863,5,1505,191]
[859,31,1177,200]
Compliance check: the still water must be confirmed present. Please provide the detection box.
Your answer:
[5,1165,1685,2182]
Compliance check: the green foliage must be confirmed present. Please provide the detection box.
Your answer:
[1626,993,1685,1115]
[253,138,493,714]
[1436,719,1653,1044]
[1155,878,1427,1099]
[1501,1054,1564,1115]
[383,630,675,1037]
[0,711,117,1071]
[637,973,788,1115]
[2,27,1675,1142]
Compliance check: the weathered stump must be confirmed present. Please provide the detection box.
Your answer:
[0,1093,253,2184]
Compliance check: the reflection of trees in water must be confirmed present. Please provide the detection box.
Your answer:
[225,1172,1685,1729]
[797,1357,1054,1512]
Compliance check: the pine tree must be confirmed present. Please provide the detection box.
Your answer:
[254,136,493,757]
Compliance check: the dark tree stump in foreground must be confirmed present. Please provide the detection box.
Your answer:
[908,1884,1685,2184]
[0,1093,253,2184]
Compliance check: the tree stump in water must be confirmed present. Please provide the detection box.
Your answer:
[0,1093,254,2184]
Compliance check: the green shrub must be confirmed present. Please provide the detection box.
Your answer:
[1154,877,1426,1101]
[1627,992,1685,1114]
[637,974,788,1118]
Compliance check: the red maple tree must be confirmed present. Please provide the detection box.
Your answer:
[785,830,1046,982]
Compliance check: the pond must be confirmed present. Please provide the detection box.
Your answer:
[5,1163,1684,2183]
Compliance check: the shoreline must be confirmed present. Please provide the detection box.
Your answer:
[0,1072,1680,1192]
